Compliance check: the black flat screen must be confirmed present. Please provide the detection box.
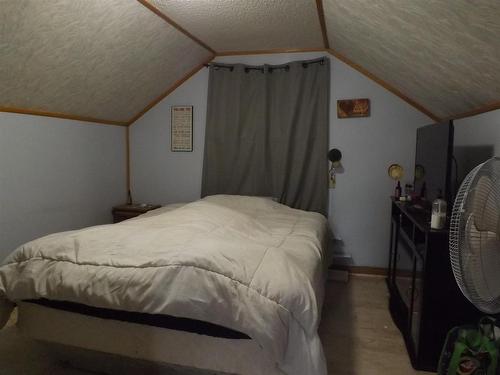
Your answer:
[414,121,454,205]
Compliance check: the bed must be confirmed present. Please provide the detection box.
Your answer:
[0,195,329,375]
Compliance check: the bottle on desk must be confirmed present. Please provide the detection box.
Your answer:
[395,181,402,200]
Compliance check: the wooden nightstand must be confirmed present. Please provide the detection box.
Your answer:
[112,204,161,223]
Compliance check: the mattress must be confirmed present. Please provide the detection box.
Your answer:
[0,195,329,375]
[28,298,249,339]
[17,301,285,375]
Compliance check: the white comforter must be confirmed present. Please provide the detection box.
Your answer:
[0,195,328,375]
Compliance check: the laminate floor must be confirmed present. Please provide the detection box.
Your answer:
[0,276,433,374]
[319,275,432,375]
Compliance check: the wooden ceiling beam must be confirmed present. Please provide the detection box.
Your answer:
[136,0,216,54]
[0,106,128,126]
[129,48,442,126]
[442,101,500,122]
[315,0,330,49]
[217,48,325,56]
[127,54,215,126]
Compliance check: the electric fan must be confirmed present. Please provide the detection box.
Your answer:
[442,157,500,375]
[449,157,500,314]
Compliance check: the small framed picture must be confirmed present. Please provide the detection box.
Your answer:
[171,105,193,152]
[337,98,370,118]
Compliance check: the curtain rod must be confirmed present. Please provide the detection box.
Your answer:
[204,58,326,72]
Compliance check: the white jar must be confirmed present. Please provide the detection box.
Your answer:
[431,197,447,229]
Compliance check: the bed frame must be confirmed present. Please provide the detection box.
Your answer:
[17,302,285,375]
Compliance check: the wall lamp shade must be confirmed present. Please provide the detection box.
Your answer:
[328,148,342,162]
[328,148,343,169]
[328,148,343,188]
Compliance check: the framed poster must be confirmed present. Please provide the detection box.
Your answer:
[171,106,193,152]
[337,98,370,118]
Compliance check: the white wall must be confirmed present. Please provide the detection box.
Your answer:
[453,109,500,183]
[0,112,126,259]
[326,56,431,267]
[455,109,500,152]
[130,69,209,203]
[130,52,431,267]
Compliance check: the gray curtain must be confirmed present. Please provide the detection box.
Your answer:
[201,57,330,215]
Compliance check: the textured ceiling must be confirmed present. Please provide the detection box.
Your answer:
[1,0,499,124]
[0,0,212,123]
[150,0,324,52]
[323,0,500,120]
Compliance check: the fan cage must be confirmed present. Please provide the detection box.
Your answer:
[449,157,500,314]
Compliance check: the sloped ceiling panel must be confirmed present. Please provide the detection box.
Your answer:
[323,0,500,120]
[150,0,324,52]
[0,0,212,123]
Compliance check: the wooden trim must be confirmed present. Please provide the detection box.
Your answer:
[126,126,131,192]
[127,55,215,126]
[216,48,326,57]
[315,0,330,49]
[326,49,441,122]
[442,101,500,122]
[136,0,216,54]
[128,46,444,128]
[0,106,128,126]
[331,265,388,276]
[128,47,324,125]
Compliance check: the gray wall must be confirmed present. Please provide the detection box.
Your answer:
[130,52,431,267]
[453,109,500,184]
[0,112,127,259]
[130,68,209,203]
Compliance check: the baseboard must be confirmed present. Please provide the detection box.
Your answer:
[330,265,387,276]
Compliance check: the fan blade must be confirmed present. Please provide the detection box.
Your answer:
[471,175,499,233]
[477,238,500,303]
[464,223,500,310]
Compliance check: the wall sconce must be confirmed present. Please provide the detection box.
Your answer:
[328,148,343,188]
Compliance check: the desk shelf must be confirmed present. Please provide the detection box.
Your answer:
[386,198,479,371]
